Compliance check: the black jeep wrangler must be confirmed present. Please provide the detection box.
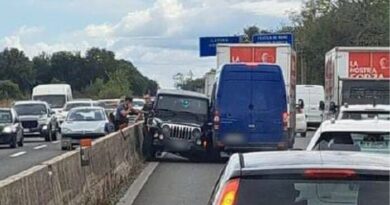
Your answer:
[143,89,215,161]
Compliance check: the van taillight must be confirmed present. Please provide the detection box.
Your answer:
[213,111,220,130]
[217,179,240,205]
[283,112,289,131]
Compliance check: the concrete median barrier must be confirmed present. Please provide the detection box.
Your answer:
[0,123,145,205]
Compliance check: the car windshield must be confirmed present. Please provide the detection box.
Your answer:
[99,100,119,109]
[133,100,145,107]
[0,110,12,123]
[14,104,47,116]
[33,95,66,108]
[341,111,390,120]
[67,109,106,121]
[233,178,389,205]
[314,132,390,154]
[156,95,208,115]
[64,103,91,111]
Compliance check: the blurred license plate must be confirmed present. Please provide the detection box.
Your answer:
[24,128,30,132]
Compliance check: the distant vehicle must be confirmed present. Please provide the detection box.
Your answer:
[57,100,97,124]
[32,84,73,113]
[133,98,145,111]
[143,89,211,161]
[307,119,390,154]
[209,151,390,205]
[60,107,110,150]
[214,44,299,151]
[0,108,24,148]
[324,47,390,119]
[297,85,325,126]
[13,101,58,141]
[98,99,120,115]
[295,103,307,137]
[204,70,216,98]
[337,104,390,120]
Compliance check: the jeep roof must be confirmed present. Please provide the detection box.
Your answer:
[157,89,208,100]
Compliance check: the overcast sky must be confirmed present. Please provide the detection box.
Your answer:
[0,0,301,88]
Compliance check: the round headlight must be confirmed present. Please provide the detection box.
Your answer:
[162,125,170,136]
[192,128,201,138]
[3,126,13,133]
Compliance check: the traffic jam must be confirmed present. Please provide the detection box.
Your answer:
[2,39,389,204]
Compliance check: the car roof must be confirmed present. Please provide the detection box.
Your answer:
[226,151,390,178]
[66,100,94,104]
[68,106,104,111]
[340,104,390,112]
[14,100,48,105]
[158,89,208,100]
[0,108,11,111]
[318,119,390,132]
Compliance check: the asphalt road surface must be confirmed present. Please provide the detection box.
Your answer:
[132,131,315,205]
[0,134,65,180]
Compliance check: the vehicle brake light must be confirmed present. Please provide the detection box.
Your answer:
[213,111,220,130]
[217,179,240,205]
[283,112,289,131]
[304,169,356,179]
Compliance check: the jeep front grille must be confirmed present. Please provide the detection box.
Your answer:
[167,124,197,140]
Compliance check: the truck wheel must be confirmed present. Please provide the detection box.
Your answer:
[301,132,306,137]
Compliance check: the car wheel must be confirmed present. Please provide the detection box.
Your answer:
[45,128,53,142]
[301,132,306,137]
[10,136,18,148]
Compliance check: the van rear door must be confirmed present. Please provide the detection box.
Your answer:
[251,66,286,143]
[218,65,252,143]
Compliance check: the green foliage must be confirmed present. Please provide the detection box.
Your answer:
[0,80,23,99]
[0,47,159,100]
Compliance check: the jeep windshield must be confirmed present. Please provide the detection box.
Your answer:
[14,104,47,116]
[155,95,208,121]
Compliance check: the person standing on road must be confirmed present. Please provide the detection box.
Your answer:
[114,97,139,130]
[141,94,153,124]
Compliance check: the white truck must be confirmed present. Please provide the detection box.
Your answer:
[215,43,298,142]
[32,84,73,113]
[204,70,216,98]
[324,47,390,119]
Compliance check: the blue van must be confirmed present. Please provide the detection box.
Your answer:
[211,64,289,152]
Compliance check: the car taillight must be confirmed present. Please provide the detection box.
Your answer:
[304,169,356,179]
[217,179,240,205]
[283,112,289,131]
[213,111,220,130]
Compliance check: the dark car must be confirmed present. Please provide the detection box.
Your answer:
[208,151,389,205]
[13,101,58,141]
[0,108,24,148]
[143,89,214,161]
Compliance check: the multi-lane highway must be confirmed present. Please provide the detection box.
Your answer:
[131,131,315,205]
[0,134,65,180]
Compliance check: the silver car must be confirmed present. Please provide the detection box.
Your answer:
[60,107,111,150]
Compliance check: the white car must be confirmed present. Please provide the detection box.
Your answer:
[132,98,145,111]
[295,107,307,137]
[306,119,390,154]
[337,104,390,120]
[57,100,96,124]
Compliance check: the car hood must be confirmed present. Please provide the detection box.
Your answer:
[62,121,106,132]
[19,115,44,121]
[156,117,203,127]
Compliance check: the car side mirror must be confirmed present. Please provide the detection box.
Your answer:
[50,110,56,115]
[297,99,304,109]
[15,117,20,123]
[329,101,337,113]
[319,101,325,111]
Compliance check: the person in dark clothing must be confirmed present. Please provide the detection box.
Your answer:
[142,94,154,124]
[105,113,115,133]
[114,97,139,130]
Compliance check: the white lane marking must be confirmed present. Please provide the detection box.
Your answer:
[52,141,60,144]
[33,145,47,150]
[10,151,27,157]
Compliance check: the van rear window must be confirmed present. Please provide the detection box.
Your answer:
[236,178,389,205]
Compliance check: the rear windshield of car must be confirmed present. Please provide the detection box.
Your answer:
[341,111,390,120]
[67,109,106,121]
[156,95,208,115]
[0,110,12,123]
[235,178,389,205]
[64,103,91,111]
[314,132,390,154]
[133,100,145,107]
[99,101,119,109]
[14,104,47,116]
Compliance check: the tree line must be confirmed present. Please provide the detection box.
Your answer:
[178,0,389,91]
[0,48,158,100]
